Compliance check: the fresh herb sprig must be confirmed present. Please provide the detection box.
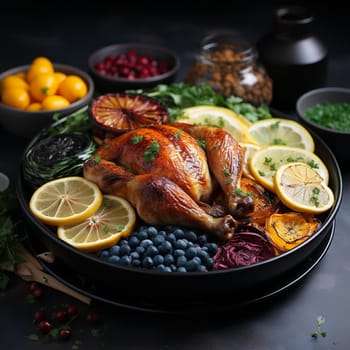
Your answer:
[49,106,91,135]
[311,315,327,339]
[0,188,26,290]
[128,82,272,123]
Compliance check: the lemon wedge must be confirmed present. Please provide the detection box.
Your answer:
[249,145,329,192]
[57,195,137,252]
[179,105,253,142]
[274,162,334,214]
[246,118,315,152]
[29,176,103,226]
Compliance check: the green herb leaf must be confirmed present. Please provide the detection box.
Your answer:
[128,82,272,123]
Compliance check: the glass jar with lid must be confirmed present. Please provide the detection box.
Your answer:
[184,31,273,106]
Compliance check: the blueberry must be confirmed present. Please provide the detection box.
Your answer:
[184,230,197,242]
[131,259,141,267]
[120,255,132,266]
[142,256,154,268]
[174,249,185,258]
[107,255,120,264]
[119,244,131,256]
[173,228,185,239]
[174,239,187,250]
[205,242,218,256]
[205,257,215,270]
[136,246,145,256]
[137,229,148,240]
[153,254,164,266]
[109,245,121,256]
[197,234,208,246]
[198,265,207,272]
[185,247,197,259]
[140,239,153,248]
[155,264,166,271]
[177,255,187,267]
[99,250,109,259]
[153,234,166,246]
[158,230,167,238]
[170,264,177,272]
[145,245,159,257]
[164,254,175,266]
[158,241,172,254]
[197,249,210,261]
[166,233,176,244]
[119,239,129,245]
[146,226,158,238]
[128,235,140,248]
[186,257,201,272]
[130,251,140,260]
[163,266,172,272]
[177,266,187,272]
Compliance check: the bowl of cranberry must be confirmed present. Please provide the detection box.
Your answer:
[88,43,181,93]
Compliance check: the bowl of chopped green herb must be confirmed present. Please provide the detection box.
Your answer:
[296,87,350,164]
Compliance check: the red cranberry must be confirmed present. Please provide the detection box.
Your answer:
[38,320,53,334]
[86,312,98,325]
[59,328,72,340]
[67,305,78,316]
[28,282,39,293]
[31,286,44,299]
[56,310,68,322]
[95,49,170,80]
[33,310,46,322]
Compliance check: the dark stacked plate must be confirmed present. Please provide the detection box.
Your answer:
[16,122,343,309]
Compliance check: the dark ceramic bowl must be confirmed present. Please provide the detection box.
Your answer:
[0,63,94,139]
[16,124,343,306]
[88,43,180,94]
[296,87,350,165]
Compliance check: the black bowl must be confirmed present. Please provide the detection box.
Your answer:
[16,128,343,304]
[296,87,350,166]
[0,63,94,139]
[88,43,180,94]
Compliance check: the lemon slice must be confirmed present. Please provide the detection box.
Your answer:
[249,145,329,192]
[179,105,253,142]
[239,142,261,179]
[29,176,103,226]
[57,195,137,252]
[274,162,334,214]
[246,118,315,152]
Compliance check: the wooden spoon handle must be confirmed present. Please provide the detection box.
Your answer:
[17,263,92,305]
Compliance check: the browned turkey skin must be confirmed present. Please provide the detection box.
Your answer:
[83,123,254,241]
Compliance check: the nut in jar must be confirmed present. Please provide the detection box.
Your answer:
[184,31,273,106]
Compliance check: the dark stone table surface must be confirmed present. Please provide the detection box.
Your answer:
[1,2,350,349]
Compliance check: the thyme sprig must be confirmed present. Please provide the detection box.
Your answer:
[0,188,26,290]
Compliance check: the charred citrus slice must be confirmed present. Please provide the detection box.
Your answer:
[89,92,169,135]
[265,212,320,252]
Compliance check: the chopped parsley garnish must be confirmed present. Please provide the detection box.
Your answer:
[270,121,280,130]
[91,156,101,165]
[131,135,143,144]
[196,138,206,149]
[174,130,184,139]
[310,187,321,207]
[223,168,231,176]
[144,141,160,162]
[305,102,350,131]
[273,138,286,145]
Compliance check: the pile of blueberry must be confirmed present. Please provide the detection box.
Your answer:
[99,225,218,272]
